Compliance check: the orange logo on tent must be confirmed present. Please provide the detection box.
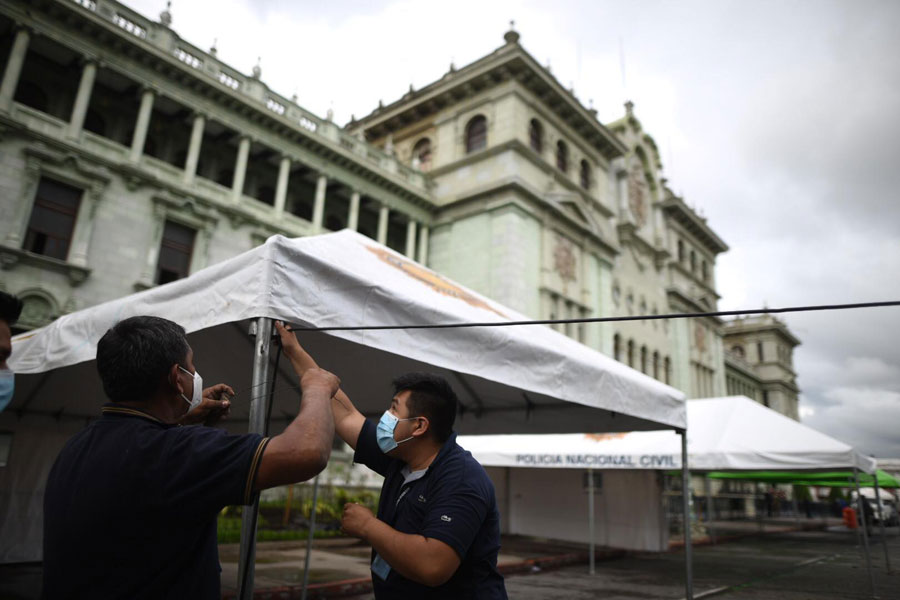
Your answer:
[583,433,628,442]
[365,245,508,319]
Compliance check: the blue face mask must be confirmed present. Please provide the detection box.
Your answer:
[0,369,13,413]
[376,410,418,454]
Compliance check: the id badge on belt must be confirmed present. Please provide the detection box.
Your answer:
[372,552,391,580]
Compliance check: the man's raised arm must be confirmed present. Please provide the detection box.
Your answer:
[254,365,338,490]
[274,321,366,450]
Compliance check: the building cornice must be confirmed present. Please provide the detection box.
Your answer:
[347,40,627,161]
[428,138,616,219]
[665,287,725,325]
[662,195,729,255]
[10,0,431,206]
[722,319,802,347]
[432,176,620,259]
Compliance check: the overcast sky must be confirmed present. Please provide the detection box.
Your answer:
[123,0,900,456]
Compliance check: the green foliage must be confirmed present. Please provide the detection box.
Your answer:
[793,484,812,501]
[216,515,342,543]
[828,487,848,502]
[217,485,380,543]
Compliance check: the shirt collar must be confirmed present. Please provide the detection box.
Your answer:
[426,431,459,472]
[100,403,166,425]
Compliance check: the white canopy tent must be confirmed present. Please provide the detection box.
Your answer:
[1,230,687,596]
[459,397,877,589]
[460,396,877,472]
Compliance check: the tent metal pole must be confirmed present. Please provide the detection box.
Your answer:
[704,474,715,544]
[873,474,891,573]
[588,467,595,575]
[237,317,274,600]
[300,474,321,600]
[853,467,876,598]
[755,482,763,533]
[680,429,693,600]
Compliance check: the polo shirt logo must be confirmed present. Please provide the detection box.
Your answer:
[441,514,452,522]
[418,495,427,503]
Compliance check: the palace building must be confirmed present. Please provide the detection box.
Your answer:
[0,0,799,417]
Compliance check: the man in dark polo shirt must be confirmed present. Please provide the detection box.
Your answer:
[42,317,340,599]
[275,325,508,599]
[0,291,23,413]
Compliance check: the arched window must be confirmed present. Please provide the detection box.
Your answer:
[529,119,543,153]
[556,140,568,172]
[690,250,696,273]
[640,345,648,374]
[579,159,591,190]
[677,240,685,262]
[412,138,432,171]
[627,339,635,368]
[652,351,660,379]
[664,357,671,384]
[613,334,621,361]
[465,116,487,153]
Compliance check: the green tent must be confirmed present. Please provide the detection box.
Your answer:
[705,469,899,488]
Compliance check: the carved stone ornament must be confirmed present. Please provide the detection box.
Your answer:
[553,236,577,283]
[694,323,707,353]
[627,161,648,227]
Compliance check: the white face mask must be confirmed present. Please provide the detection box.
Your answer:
[178,366,203,415]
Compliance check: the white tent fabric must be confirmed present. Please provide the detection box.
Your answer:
[8,230,684,432]
[461,397,875,553]
[459,396,877,473]
[1,230,685,563]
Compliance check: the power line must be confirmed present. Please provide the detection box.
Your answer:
[289,300,900,333]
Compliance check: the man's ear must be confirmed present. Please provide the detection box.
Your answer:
[413,416,430,438]
[169,363,184,396]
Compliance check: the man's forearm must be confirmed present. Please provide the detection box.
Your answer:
[361,518,457,586]
[286,349,358,425]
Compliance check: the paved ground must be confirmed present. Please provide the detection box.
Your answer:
[500,527,900,600]
[339,526,900,600]
[2,524,898,598]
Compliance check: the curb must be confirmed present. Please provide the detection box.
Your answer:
[223,549,626,599]
[667,521,829,550]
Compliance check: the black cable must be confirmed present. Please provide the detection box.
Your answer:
[286,300,900,333]
[265,340,282,428]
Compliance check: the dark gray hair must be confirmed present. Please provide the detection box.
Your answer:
[96,316,189,403]
[0,291,22,326]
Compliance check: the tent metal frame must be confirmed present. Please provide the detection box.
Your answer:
[235,317,696,600]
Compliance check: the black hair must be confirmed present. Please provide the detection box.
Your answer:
[0,291,23,326]
[392,372,457,443]
[96,316,190,403]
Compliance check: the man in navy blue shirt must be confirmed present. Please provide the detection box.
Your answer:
[42,317,340,599]
[276,325,508,599]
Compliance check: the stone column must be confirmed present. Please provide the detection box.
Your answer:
[231,135,251,201]
[273,156,291,217]
[67,185,103,267]
[4,161,41,247]
[376,204,390,245]
[136,206,167,288]
[0,27,30,113]
[183,113,206,183]
[129,87,155,162]
[312,174,327,231]
[347,191,360,231]
[404,219,417,258]
[67,59,98,139]
[417,225,429,264]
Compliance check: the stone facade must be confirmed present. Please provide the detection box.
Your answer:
[0,1,799,416]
